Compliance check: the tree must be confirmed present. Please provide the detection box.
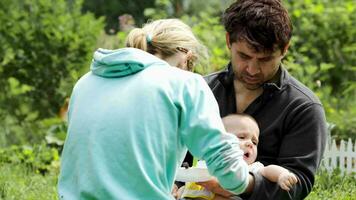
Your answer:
[0,0,104,121]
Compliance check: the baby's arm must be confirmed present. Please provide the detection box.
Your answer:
[259,165,298,191]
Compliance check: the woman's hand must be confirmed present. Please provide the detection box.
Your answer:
[171,184,179,199]
[196,177,233,198]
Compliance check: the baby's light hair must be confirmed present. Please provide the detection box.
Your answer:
[222,114,260,136]
[125,19,208,70]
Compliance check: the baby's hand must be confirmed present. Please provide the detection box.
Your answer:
[278,171,298,191]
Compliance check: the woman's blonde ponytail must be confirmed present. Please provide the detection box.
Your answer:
[125,28,148,52]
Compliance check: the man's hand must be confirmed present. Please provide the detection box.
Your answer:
[196,177,233,198]
[278,171,298,191]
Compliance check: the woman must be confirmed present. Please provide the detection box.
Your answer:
[58,19,252,200]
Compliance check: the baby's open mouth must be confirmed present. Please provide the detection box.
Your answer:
[244,152,250,159]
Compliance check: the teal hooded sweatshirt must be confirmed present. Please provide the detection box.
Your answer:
[58,48,249,200]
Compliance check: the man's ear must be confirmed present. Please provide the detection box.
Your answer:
[226,32,231,49]
[282,42,290,57]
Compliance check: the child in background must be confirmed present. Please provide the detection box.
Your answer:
[180,114,298,200]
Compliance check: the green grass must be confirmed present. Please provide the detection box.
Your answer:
[306,169,356,200]
[0,162,355,200]
[0,163,58,200]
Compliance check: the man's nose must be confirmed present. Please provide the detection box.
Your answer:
[246,60,260,75]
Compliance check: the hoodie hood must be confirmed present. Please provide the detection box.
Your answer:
[90,48,168,78]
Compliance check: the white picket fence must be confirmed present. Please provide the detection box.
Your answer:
[320,138,356,175]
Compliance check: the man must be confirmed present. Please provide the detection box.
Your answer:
[200,0,327,199]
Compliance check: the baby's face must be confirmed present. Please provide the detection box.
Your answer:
[225,117,259,165]
[235,129,258,165]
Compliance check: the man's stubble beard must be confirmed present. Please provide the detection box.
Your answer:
[234,75,263,91]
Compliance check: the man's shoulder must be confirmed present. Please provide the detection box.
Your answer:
[283,71,321,105]
[204,69,227,82]
[203,67,231,89]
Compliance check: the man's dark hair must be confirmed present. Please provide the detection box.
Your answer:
[222,0,292,52]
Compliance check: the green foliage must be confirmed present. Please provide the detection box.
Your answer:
[144,0,235,20]
[286,0,356,96]
[82,0,155,32]
[327,100,356,141]
[97,31,128,50]
[0,143,60,175]
[144,0,173,19]
[181,13,229,74]
[0,0,104,121]
[0,115,41,147]
[0,0,104,146]
[0,115,67,148]
[44,118,67,147]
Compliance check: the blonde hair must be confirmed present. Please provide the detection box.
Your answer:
[125,19,208,70]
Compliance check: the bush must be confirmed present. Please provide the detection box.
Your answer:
[285,0,356,96]
[0,143,60,175]
[0,0,104,121]
[0,0,104,146]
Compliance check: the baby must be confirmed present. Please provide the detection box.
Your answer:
[180,114,298,200]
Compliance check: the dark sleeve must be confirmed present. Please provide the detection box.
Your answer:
[242,171,296,199]
[245,103,327,200]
